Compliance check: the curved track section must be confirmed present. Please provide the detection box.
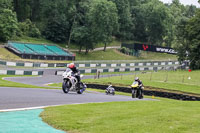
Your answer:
[0,87,151,110]
[1,75,154,111]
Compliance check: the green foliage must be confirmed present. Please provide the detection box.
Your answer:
[0,9,18,42]
[185,10,200,69]
[120,47,127,54]
[18,19,41,37]
[138,0,171,45]
[0,0,198,56]
[0,0,13,9]
[88,0,119,50]
[13,0,32,22]
[110,0,133,40]
[71,0,93,53]
[44,15,69,43]
[175,17,189,62]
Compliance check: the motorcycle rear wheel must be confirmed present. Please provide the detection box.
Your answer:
[77,82,85,94]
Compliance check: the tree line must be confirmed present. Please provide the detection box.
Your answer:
[0,0,200,69]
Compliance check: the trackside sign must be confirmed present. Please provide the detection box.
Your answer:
[121,43,177,54]
[156,47,177,54]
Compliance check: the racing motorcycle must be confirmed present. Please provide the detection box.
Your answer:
[62,69,87,94]
[131,81,143,99]
[105,85,115,95]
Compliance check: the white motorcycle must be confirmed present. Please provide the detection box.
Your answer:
[62,68,87,94]
[105,85,115,95]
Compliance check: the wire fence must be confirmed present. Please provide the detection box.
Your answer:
[96,70,199,87]
[74,59,178,64]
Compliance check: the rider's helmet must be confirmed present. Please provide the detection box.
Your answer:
[135,77,139,81]
[68,63,75,69]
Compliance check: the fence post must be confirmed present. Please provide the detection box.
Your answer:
[182,75,185,83]
[97,71,100,79]
[164,71,168,82]
[150,72,153,81]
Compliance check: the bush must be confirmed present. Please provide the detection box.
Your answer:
[0,9,18,42]
[120,47,127,54]
[18,19,41,38]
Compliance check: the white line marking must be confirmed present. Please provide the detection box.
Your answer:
[0,102,104,112]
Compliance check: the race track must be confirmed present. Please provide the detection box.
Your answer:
[0,75,153,111]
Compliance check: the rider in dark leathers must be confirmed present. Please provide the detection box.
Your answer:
[134,77,144,98]
[134,77,143,88]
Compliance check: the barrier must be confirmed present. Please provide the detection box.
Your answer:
[55,65,179,75]
[0,70,43,75]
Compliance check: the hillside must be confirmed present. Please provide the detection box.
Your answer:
[0,46,177,63]
[75,49,177,61]
[0,37,177,62]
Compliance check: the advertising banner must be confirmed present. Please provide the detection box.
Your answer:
[121,43,177,54]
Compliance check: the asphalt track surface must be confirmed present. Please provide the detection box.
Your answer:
[1,75,153,111]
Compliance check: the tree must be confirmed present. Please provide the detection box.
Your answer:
[89,0,118,51]
[71,0,118,54]
[71,26,90,53]
[0,1,18,42]
[133,0,170,45]
[175,17,189,63]
[18,19,41,37]
[44,14,69,43]
[184,10,200,69]
[109,0,133,40]
[0,0,13,10]
[71,0,92,53]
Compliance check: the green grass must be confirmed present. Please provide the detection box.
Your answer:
[82,70,200,94]
[0,75,50,88]
[0,48,21,60]
[75,49,177,61]
[0,47,177,63]
[41,99,200,133]
[12,36,67,48]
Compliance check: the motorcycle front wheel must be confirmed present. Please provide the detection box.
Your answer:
[62,80,70,93]
[132,88,136,98]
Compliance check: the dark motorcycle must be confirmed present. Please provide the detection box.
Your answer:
[131,81,143,99]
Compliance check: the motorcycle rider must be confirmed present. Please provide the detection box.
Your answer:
[67,63,81,84]
[134,77,144,98]
[134,77,143,89]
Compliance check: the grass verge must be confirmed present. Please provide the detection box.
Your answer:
[83,70,200,94]
[41,99,200,133]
